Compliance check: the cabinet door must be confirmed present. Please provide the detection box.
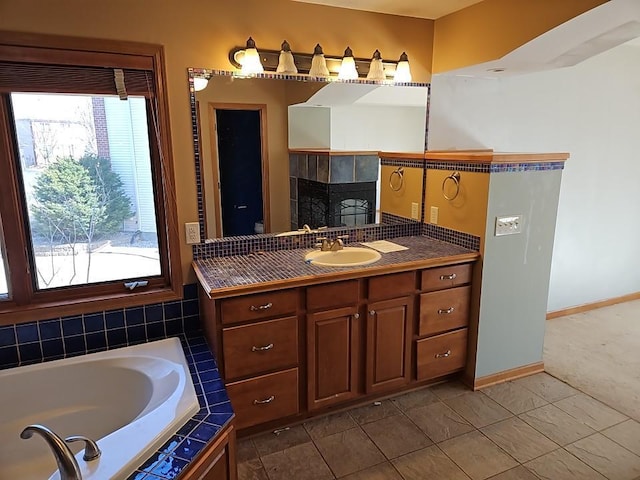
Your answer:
[307,306,359,411]
[366,296,413,394]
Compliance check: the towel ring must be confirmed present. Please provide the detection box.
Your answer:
[389,167,404,191]
[442,171,461,201]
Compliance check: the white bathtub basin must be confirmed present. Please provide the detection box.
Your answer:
[0,337,199,480]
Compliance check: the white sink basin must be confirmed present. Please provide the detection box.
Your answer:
[304,247,382,267]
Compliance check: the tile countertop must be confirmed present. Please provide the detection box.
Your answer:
[193,236,479,298]
[127,334,233,480]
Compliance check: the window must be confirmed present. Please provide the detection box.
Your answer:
[0,32,181,323]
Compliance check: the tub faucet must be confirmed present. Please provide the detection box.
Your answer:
[20,424,82,480]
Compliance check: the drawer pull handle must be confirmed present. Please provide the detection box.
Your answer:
[439,273,457,281]
[435,350,452,358]
[253,395,275,405]
[249,302,273,311]
[438,307,455,315]
[251,343,274,352]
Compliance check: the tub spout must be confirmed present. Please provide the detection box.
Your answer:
[20,424,82,480]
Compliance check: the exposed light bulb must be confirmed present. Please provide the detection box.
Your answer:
[366,49,385,81]
[276,40,297,74]
[240,37,264,75]
[193,77,209,92]
[309,43,330,78]
[394,52,412,83]
[338,47,358,80]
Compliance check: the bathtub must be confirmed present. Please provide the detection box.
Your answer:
[0,337,200,480]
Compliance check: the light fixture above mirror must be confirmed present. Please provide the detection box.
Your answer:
[227,38,412,83]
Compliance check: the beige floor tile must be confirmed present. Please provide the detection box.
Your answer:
[439,430,518,480]
[487,466,540,480]
[431,381,471,400]
[405,401,475,442]
[304,411,357,440]
[483,382,548,414]
[238,458,269,480]
[315,427,386,478]
[445,392,513,428]
[519,404,596,446]
[602,419,640,455]
[340,462,403,480]
[350,399,400,425]
[252,424,311,456]
[237,438,259,463]
[566,433,640,480]
[362,414,432,459]
[524,449,606,480]
[390,386,439,412]
[481,417,558,463]
[514,373,578,403]
[554,393,628,431]
[261,442,334,480]
[392,445,470,480]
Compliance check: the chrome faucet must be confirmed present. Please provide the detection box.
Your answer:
[20,425,82,480]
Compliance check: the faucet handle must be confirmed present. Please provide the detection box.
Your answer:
[66,435,101,461]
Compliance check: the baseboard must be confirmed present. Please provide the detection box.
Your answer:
[472,362,545,390]
[546,291,640,320]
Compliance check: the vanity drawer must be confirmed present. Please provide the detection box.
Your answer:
[222,316,298,379]
[419,286,470,336]
[368,271,416,301]
[421,263,472,292]
[416,329,468,381]
[221,289,298,324]
[226,368,299,430]
[306,280,359,311]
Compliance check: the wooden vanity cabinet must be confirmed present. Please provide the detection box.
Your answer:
[180,422,237,480]
[365,271,415,394]
[416,264,472,381]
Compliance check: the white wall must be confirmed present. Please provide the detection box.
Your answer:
[428,42,640,312]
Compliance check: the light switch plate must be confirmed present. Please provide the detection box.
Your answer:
[430,206,439,224]
[411,202,420,220]
[495,215,523,236]
[185,222,201,244]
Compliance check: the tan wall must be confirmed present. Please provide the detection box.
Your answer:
[380,165,423,221]
[432,0,608,73]
[0,0,434,283]
[424,169,489,248]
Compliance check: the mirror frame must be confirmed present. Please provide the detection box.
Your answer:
[188,68,431,244]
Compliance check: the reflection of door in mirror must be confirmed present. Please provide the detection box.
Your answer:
[210,105,268,236]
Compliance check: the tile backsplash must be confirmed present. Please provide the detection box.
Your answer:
[0,284,201,370]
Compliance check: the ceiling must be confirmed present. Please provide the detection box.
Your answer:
[290,0,485,20]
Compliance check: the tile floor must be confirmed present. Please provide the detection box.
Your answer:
[236,373,640,480]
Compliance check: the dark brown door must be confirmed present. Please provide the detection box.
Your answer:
[366,296,413,394]
[307,306,360,410]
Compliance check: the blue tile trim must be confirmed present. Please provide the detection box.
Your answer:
[0,284,201,370]
[423,223,481,252]
[425,161,565,173]
[126,334,233,480]
[380,157,424,168]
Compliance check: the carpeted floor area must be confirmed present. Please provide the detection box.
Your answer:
[544,299,640,422]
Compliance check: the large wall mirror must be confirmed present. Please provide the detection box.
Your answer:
[189,70,430,240]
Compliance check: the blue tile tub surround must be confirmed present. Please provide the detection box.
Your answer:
[126,334,233,480]
[0,284,201,370]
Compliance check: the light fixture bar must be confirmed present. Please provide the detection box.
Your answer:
[229,46,400,78]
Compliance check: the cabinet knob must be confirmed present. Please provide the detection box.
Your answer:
[250,302,273,311]
[435,350,452,359]
[251,343,274,352]
[369,310,376,316]
[438,307,455,315]
[253,395,275,405]
[353,313,360,319]
[439,273,457,281]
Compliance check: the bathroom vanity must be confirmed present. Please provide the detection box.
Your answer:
[194,236,478,434]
